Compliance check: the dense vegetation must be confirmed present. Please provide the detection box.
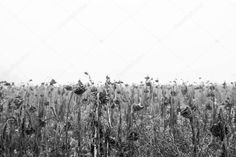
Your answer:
[0,75,236,157]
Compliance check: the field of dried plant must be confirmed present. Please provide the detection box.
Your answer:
[0,75,236,157]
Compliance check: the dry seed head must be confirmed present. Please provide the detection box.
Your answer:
[181,107,192,119]
[145,76,150,80]
[64,85,73,91]
[49,79,57,86]
[133,103,144,112]
[127,131,139,141]
[74,80,86,95]
[181,84,188,96]
[210,122,229,141]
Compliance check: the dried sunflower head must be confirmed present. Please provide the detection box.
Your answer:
[25,127,35,135]
[170,90,177,96]
[49,79,57,86]
[206,103,212,110]
[222,82,227,89]
[146,81,151,86]
[4,81,11,86]
[181,85,188,96]
[210,122,229,141]
[163,96,170,106]
[224,98,233,110]
[63,121,72,131]
[107,136,117,146]
[114,99,120,105]
[145,76,150,80]
[207,91,215,97]
[74,80,86,95]
[13,96,24,109]
[127,131,139,141]
[181,107,192,119]
[39,119,46,128]
[99,90,109,104]
[44,101,49,106]
[176,107,181,113]
[64,85,73,91]
[133,103,144,112]
[209,84,215,91]
[29,106,37,113]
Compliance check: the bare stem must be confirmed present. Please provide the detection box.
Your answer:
[65,92,73,157]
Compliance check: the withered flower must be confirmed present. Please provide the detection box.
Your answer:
[4,82,11,86]
[210,122,229,141]
[64,85,73,91]
[209,85,215,91]
[99,90,109,104]
[163,96,170,106]
[222,81,227,89]
[29,106,37,113]
[224,98,233,110]
[64,121,72,131]
[111,103,116,109]
[117,90,121,94]
[13,96,24,109]
[91,86,97,93]
[114,99,120,105]
[145,76,150,80]
[206,103,212,110]
[62,144,70,151]
[44,101,49,106]
[39,119,46,128]
[181,107,192,119]
[49,79,57,86]
[107,136,117,147]
[190,105,197,112]
[146,81,151,86]
[127,131,139,141]
[207,91,215,97]
[25,127,35,135]
[117,80,123,84]
[181,85,188,96]
[170,90,177,96]
[176,107,181,113]
[74,80,86,95]
[133,103,144,112]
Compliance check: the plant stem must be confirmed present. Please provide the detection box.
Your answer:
[190,117,197,157]
[65,92,73,157]
[76,95,82,157]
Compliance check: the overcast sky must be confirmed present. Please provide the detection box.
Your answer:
[0,0,236,85]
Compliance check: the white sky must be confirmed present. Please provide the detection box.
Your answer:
[0,0,236,85]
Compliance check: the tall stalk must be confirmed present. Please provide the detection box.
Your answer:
[65,92,73,157]
[190,117,197,157]
[76,95,82,156]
